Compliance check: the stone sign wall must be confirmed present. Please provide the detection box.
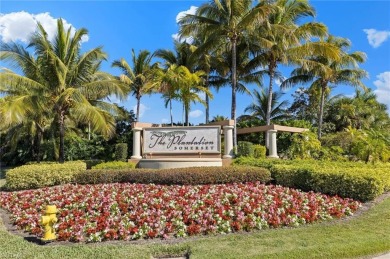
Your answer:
[143,126,221,154]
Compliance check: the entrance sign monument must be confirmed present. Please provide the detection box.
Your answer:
[131,121,234,169]
[143,126,220,154]
[131,120,308,168]
[130,121,305,169]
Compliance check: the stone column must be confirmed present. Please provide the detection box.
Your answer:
[131,127,142,159]
[267,129,279,158]
[223,125,234,158]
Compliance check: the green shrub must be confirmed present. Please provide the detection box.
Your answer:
[75,166,271,186]
[92,161,136,170]
[85,159,105,169]
[237,141,254,157]
[233,156,291,169]
[271,164,384,202]
[253,145,266,159]
[4,161,86,191]
[115,143,128,161]
[287,131,321,159]
[233,158,390,202]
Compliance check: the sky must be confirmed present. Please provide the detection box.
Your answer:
[1,0,390,125]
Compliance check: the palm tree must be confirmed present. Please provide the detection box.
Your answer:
[155,41,213,125]
[190,36,214,124]
[179,0,272,149]
[246,0,332,146]
[152,64,184,126]
[0,43,52,162]
[152,64,211,126]
[210,115,229,122]
[281,36,367,138]
[154,41,195,69]
[243,87,289,122]
[2,19,128,163]
[176,67,211,126]
[327,89,390,131]
[112,49,156,122]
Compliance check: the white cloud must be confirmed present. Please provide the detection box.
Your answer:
[274,76,286,87]
[373,71,390,112]
[133,103,150,118]
[171,33,193,44]
[189,109,203,118]
[0,11,89,43]
[172,6,197,43]
[198,92,206,101]
[363,29,390,48]
[171,33,180,42]
[161,118,169,124]
[176,6,197,23]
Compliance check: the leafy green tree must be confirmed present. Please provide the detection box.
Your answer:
[282,36,367,139]
[287,131,321,159]
[106,106,136,158]
[326,89,390,131]
[288,87,318,123]
[112,49,156,122]
[348,127,390,163]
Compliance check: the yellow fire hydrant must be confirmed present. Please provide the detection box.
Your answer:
[40,205,58,242]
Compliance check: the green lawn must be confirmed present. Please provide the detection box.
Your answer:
[0,191,389,258]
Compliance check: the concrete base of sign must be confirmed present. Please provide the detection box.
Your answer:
[138,158,222,169]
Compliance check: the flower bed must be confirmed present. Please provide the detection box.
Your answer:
[0,183,361,242]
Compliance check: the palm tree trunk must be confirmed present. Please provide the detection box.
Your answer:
[317,83,326,139]
[185,99,190,126]
[169,99,173,127]
[182,103,185,126]
[88,122,91,141]
[266,61,275,148]
[231,36,238,153]
[36,127,42,163]
[185,106,189,126]
[59,110,65,163]
[136,96,141,122]
[205,74,210,124]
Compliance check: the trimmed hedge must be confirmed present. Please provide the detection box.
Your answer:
[253,145,266,159]
[75,166,271,185]
[272,165,383,202]
[85,160,105,169]
[237,141,254,157]
[115,143,128,161]
[233,157,390,202]
[4,161,86,191]
[92,161,136,170]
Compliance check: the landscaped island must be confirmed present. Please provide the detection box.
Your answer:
[0,182,360,242]
[1,159,389,244]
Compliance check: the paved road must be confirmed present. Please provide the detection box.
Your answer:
[372,252,390,259]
